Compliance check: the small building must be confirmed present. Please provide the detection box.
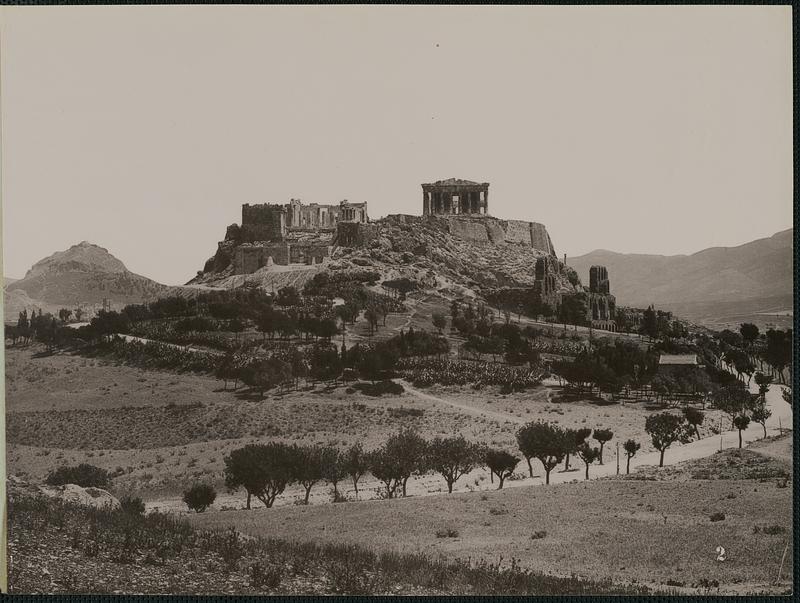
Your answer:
[657,354,703,376]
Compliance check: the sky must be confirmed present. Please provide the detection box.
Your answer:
[0,5,793,285]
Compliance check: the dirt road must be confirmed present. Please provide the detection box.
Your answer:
[398,379,523,425]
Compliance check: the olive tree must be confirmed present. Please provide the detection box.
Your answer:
[733,414,751,449]
[592,428,613,464]
[343,443,368,500]
[576,443,600,480]
[291,444,327,505]
[623,439,640,474]
[484,449,519,490]
[427,435,482,493]
[516,421,567,483]
[682,407,704,440]
[563,427,591,471]
[223,443,294,509]
[644,413,692,467]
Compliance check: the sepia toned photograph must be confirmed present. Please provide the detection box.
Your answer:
[0,4,794,596]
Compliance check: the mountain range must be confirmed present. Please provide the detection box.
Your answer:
[3,228,793,330]
[567,228,793,329]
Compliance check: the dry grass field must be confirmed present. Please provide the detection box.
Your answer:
[188,444,793,594]
[6,343,793,594]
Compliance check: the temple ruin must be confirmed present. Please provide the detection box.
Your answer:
[422,178,489,216]
[586,264,616,330]
[202,197,378,275]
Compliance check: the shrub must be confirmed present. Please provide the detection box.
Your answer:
[387,406,424,418]
[531,530,547,540]
[754,524,787,535]
[250,561,283,589]
[324,547,380,595]
[435,528,459,538]
[218,527,244,572]
[183,483,217,513]
[353,380,404,397]
[119,496,146,516]
[45,464,110,488]
[709,512,725,522]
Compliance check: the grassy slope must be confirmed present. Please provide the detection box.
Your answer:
[5,343,726,500]
[8,492,652,596]
[188,444,793,593]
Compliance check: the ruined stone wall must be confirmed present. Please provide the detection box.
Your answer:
[446,217,490,244]
[587,292,616,322]
[241,204,286,242]
[233,243,290,274]
[530,223,556,256]
[502,220,532,245]
[485,221,506,245]
[337,222,381,247]
[426,215,557,256]
[289,243,332,265]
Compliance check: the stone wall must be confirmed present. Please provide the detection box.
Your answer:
[587,292,616,322]
[530,222,556,256]
[485,221,506,245]
[234,243,290,274]
[289,243,332,265]
[589,265,610,294]
[233,242,332,273]
[241,204,286,242]
[336,222,381,247]
[502,220,532,245]
[445,217,490,244]
[439,216,556,256]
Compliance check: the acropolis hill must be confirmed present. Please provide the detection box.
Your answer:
[192,178,616,329]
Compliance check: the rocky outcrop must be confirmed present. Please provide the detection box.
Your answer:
[8,476,120,510]
[42,484,121,510]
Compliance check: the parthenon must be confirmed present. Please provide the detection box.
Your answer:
[422,178,489,216]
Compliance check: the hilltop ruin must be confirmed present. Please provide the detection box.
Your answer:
[193,178,616,330]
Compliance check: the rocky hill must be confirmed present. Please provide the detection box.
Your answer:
[193,214,580,298]
[4,242,183,322]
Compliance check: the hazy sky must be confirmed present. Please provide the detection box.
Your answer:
[1,6,792,285]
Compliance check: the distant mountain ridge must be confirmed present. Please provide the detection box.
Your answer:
[4,242,184,322]
[567,229,793,321]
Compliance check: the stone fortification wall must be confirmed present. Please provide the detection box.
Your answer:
[241,204,286,243]
[485,221,506,245]
[502,220,532,245]
[530,222,556,256]
[438,216,557,256]
[445,217,490,244]
[289,243,332,265]
[336,222,381,247]
[234,243,290,274]
[233,242,331,274]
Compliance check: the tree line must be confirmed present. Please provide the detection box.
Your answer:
[221,413,710,510]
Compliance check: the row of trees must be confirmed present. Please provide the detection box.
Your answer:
[223,419,698,510]
[216,327,453,395]
[717,324,792,385]
[223,435,487,508]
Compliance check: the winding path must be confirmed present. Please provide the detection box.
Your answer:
[397,379,523,424]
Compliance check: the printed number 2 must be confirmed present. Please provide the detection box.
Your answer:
[715,546,726,562]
